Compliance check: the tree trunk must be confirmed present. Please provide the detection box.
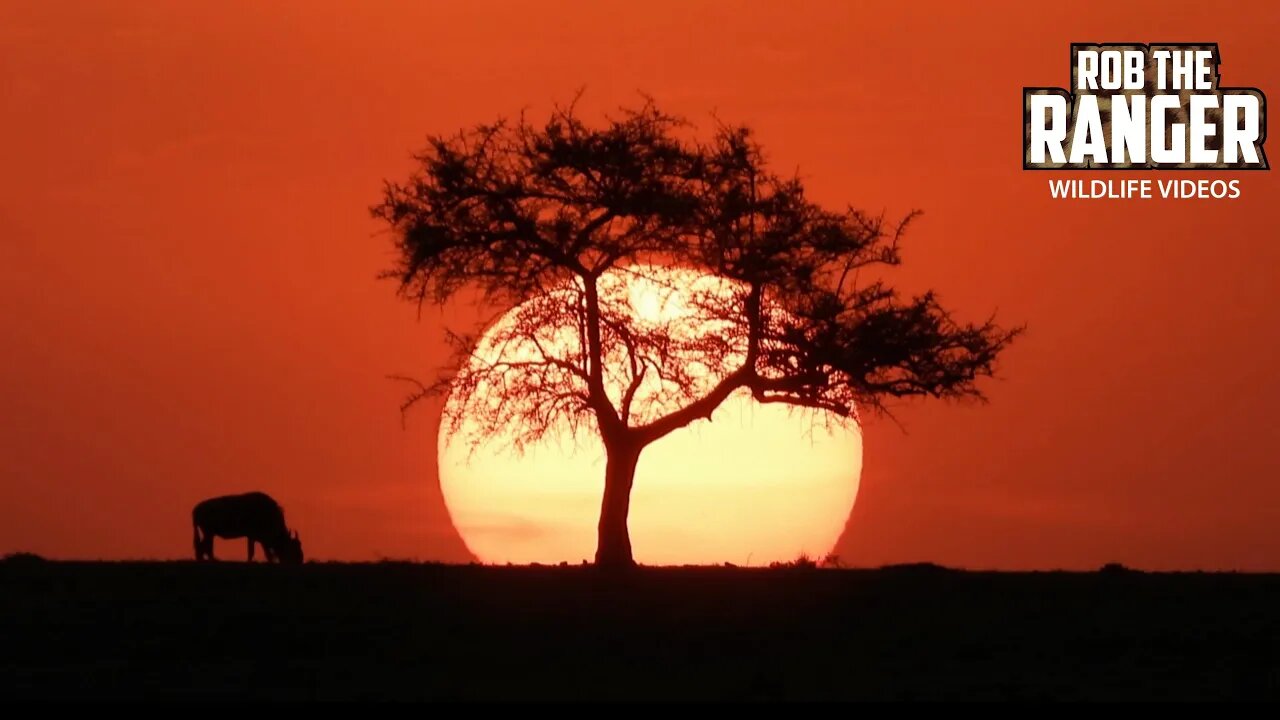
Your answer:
[595,441,641,568]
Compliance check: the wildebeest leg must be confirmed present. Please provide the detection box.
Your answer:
[247,538,256,562]
[194,525,216,561]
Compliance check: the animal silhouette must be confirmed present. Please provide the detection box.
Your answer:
[192,492,303,564]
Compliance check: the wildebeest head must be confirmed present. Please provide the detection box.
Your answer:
[277,529,304,564]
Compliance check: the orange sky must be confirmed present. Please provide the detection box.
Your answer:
[3,1,1278,569]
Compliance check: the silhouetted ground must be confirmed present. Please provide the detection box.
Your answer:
[2,560,1277,700]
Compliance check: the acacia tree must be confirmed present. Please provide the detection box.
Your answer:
[374,101,1020,568]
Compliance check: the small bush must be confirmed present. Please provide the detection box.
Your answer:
[2,552,47,565]
[769,552,818,570]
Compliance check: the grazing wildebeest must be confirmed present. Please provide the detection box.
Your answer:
[192,492,303,564]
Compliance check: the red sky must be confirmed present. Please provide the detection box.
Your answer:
[3,1,1278,569]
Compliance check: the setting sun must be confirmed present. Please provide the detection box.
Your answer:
[438,266,863,566]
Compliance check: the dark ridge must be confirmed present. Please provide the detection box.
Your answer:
[2,561,1277,700]
[878,561,955,574]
